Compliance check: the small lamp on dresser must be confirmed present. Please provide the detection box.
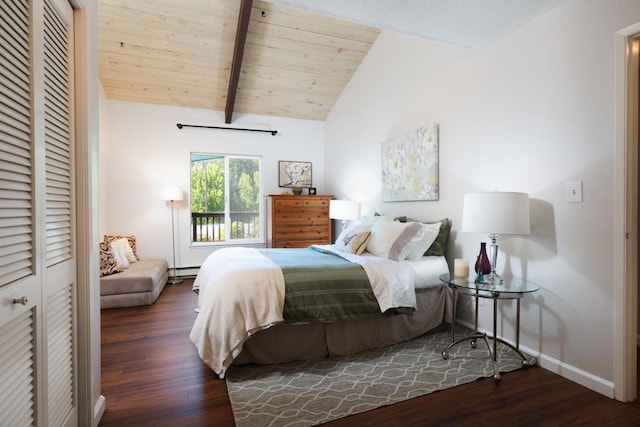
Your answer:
[329,200,360,234]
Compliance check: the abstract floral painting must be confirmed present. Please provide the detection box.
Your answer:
[381,124,439,201]
[278,161,312,187]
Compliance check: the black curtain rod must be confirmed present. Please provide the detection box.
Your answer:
[176,123,277,135]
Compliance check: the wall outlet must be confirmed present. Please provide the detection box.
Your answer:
[566,180,583,203]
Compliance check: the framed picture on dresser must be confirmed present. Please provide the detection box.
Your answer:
[278,161,312,188]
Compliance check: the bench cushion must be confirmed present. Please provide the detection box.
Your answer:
[100,259,169,309]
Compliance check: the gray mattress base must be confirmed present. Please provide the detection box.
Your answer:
[234,286,453,365]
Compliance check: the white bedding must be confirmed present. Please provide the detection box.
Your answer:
[189,245,448,378]
[405,255,450,289]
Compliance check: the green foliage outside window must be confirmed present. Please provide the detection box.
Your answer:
[190,156,225,213]
[190,154,261,242]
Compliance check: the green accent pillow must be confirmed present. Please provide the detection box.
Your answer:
[423,218,451,257]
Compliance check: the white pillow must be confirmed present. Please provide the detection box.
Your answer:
[366,220,422,261]
[110,240,131,269]
[357,213,394,226]
[111,237,137,263]
[399,221,442,261]
[334,224,372,255]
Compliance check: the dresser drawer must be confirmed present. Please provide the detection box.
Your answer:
[272,226,330,241]
[272,213,328,226]
[274,239,328,248]
[273,198,330,210]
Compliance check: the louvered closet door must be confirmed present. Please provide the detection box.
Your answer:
[0,0,40,425]
[0,0,77,426]
[43,0,77,426]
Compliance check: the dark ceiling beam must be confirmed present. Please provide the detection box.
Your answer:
[225,0,253,124]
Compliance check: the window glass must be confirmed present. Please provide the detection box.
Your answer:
[190,153,262,243]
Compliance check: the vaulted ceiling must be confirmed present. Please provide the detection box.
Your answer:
[98,0,565,123]
[98,0,380,122]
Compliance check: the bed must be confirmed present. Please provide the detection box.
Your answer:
[190,217,452,379]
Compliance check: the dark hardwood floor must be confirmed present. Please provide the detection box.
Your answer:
[100,279,640,426]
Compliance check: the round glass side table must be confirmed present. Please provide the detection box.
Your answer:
[439,273,540,383]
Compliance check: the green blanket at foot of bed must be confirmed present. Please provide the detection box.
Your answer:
[260,247,412,323]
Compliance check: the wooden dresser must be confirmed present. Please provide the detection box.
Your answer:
[270,194,333,248]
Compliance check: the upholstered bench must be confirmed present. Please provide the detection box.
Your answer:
[100,259,169,309]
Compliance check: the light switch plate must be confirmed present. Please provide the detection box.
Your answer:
[566,180,583,203]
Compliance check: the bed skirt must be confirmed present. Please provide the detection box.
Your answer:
[233,285,453,366]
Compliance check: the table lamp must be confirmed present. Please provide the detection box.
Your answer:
[162,185,184,285]
[461,191,530,283]
[329,200,360,234]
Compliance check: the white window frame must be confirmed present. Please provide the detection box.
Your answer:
[189,153,264,246]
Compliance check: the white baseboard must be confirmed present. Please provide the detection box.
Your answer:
[453,320,614,398]
[94,394,105,426]
[526,346,614,398]
[175,266,199,278]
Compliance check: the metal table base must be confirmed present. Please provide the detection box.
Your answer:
[442,287,538,383]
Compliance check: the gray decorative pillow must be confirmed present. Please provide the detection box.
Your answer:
[400,221,442,261]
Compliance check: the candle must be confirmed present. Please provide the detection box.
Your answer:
[454,259,469,278]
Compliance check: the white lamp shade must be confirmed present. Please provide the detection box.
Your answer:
[461,192,530,235]
[329,200,360,221]
[161,186,184,202]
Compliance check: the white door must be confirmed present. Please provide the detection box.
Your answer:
[0,0,77,425]
[42,0,77,425]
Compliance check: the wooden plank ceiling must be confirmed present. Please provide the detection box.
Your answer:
[98,0,381,122]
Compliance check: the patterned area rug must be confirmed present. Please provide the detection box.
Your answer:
[225,325,529,427]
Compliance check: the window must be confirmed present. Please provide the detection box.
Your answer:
[190,153,262,244]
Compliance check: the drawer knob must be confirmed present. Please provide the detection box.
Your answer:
[13,296,28,305]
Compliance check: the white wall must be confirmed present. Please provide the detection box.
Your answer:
[325,0,640,396]
[98,85,109,237]
[99,101,325,268]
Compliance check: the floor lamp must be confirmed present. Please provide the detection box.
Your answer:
[162,186,184,285]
